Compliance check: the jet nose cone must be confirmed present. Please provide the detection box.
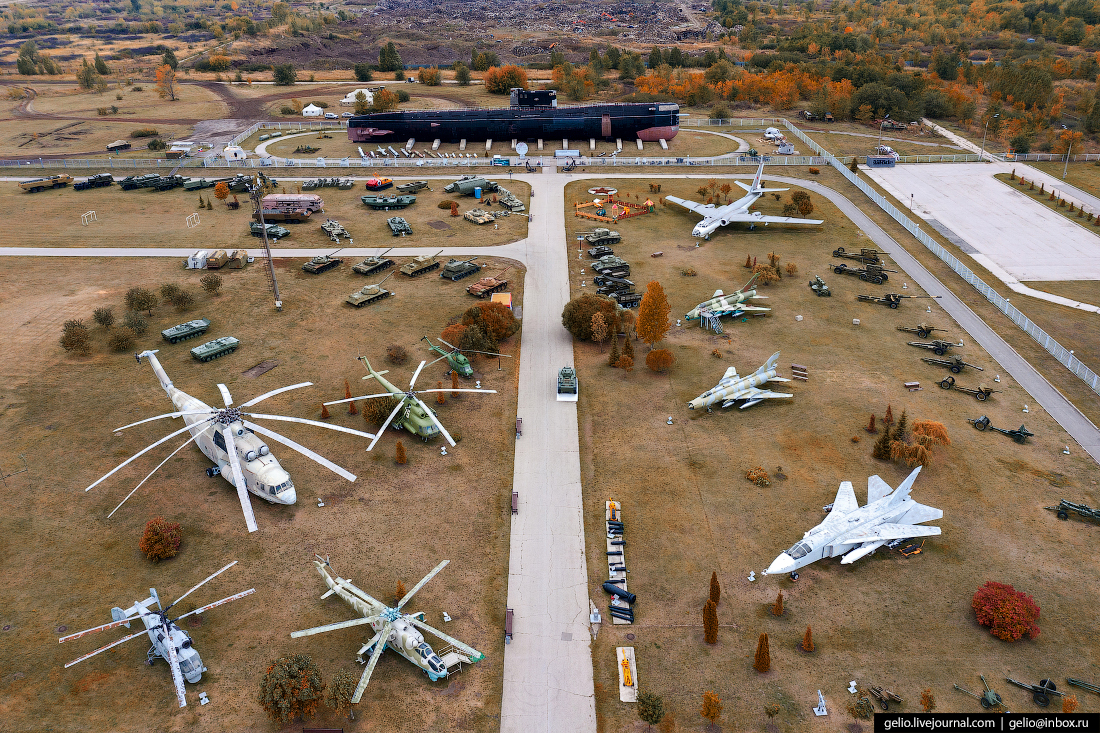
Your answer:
[282,487,297,505]
[765,554,795,576]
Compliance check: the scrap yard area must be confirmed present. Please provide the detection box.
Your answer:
[563,177,1100,730]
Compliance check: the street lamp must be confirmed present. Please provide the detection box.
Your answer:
[979,113,999,161]
[877,113,890,147]
[910,193,914,210]
[1063,136,1074,179]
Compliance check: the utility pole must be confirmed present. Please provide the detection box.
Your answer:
[249,180,282,311]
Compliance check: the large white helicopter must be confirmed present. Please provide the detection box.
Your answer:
[291,555,485,703]
[59,561,253,708]
[85,350,377,533]
[324,356,497,450]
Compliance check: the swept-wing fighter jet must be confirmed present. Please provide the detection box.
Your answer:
[764,467,941,576]
[686,272,771,325]
[666,160,824,239]
[687,352,791,410]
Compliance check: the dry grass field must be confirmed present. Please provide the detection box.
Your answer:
[1028,161,1100,198]
[0,254,523,732]
[795,122,968,159]
[563,178,1099,732]
[0,178,529,250]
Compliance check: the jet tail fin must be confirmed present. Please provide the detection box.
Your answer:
[737,272,761,294]
[753,351,781,376]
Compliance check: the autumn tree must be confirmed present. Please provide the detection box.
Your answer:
[871,423,893,459]
[451,372,459,397]
[155,64,177,101]
[709,571,720,605]
[1063,695,1079,713]
[616,355,634,372]
[484,65,528,94]
[201,274,222,295]
[354,90,370,115]
[213,181,230,202]
[371,88,398,113]
[920,689,936,713]
[463,301,519,346]
[395,580,407,602]
[591,311,609,350]
[258,654,325,723]
[363,396,400,425]
[700,691,723,725]
[140,517,182,561]
[125,287,158,314]
[386,344,409,365]
[703,599,718,644]
[60,320,91,355]
[636,281,671,346]
[562,293,616,341]
[772,591,784,617]
[172,289,194,312]
[608,331,621,368]
[753,633,771,672]
[436,381,446,405]
[395,440,407,465]
[884,404,893,425]
[790,190,814,217]
[972,581,1041,641]
[108,327,137,352]
[93,307,115,329]
[801,626,815,652]
[637,691,665,728]
[418,66,442,86]
[645,348,675,373]
[325,670,357,720]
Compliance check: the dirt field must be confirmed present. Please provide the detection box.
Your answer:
[563,178,1100,731]
[0,178,529,250]
[795,121,967,159]
[0,255,523,732]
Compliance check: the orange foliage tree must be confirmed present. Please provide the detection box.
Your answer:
[753,633,771,672]
[972,581,1041,641]
[700,691,723,725]
[703,599,718,644]
[484,65,528,94]
[140,517,182,562]
[258,654,325,723]
[645,348,675,373]
[636,281,671,346]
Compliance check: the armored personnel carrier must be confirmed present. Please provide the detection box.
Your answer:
[440,256,482,281]
[250,222,290,239]
[587,244,614,258]
[584,228,621,246]
[20,175,73,193]
[591,254,631,277]
[191,336,239,362]
[74,174,114,191]
[119,174,161,191]
[467,266,512,298]
[399,250,443,277]
[161,318,211,344]
[388,217,413,237]
[301,252,343,274]
[352,248,395,276]
[464,208,495,225]
[346,272,395,308]
[321,219,350,240]
[361,194,416,210]
[226,174,254,192]
[396,180,430,193]
[151,175,186,191]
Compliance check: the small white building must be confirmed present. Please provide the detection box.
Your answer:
[302,104,324,117]
[223,145,247,161]
[340,89,375,106]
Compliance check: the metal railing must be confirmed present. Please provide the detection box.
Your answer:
[780,119,1100,397]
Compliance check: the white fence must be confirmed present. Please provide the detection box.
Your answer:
[226,120,348,148]
[780,119,1100,398]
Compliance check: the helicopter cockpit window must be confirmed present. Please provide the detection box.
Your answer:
[415,643,431,659]
[787,541,811,559]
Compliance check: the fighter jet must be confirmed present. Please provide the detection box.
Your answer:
[686,272,771,325]
[665,160,824,239]
[764,467,941,576]
[687,352,791,410]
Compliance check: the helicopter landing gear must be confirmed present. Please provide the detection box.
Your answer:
[205,466,221,477]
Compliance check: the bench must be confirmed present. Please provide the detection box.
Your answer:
[511,492,518,515]
[505,608,514,644]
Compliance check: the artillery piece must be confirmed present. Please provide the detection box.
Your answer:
[1006,678,1064,707]
[938,376,999,400]
[955,675,1007,711]
[1068,678,1100,696]
[897,323,946,339]
[868,686,903,711]
[968,415,1034,443]
[856,293,941,309]
[808,276,831,296]
[908,339,962,356]
[1045,499,1100,523]
[833,262,897,284]
[832,247,884,264]
[923,354,983,374]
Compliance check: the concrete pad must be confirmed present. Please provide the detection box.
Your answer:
[486,139,493,152]
[866,163,1100,281]
[659,138,668,150]
[636,139,643,150]
[459,139,466,150]
[432,139,440,150]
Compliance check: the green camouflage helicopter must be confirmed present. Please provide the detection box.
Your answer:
[420,336,512,378]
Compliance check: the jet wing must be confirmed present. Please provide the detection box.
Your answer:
[724,213,824,225]
[721,386,792,408]
[834,523,940,546]
[665,196,715,216]
[831,481,859,515]
[895,502,943,525]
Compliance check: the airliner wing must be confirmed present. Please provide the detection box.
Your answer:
[834,523,940,545]
[665,196,714,216]
[725,213,825,225]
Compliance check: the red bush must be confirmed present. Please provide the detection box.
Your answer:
[972,581,1040,641]
[140,517,182,562]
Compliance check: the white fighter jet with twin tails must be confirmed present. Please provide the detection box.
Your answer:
[765,467,942,576]
[666,160,824,239]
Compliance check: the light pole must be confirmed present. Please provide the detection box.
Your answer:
[1063,137,1073,179]
[910,193,914,210]
[877,114,890,147]
[979,113,999,161]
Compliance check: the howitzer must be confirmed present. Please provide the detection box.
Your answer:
[1067,678,1100,695]
[1006,678,1063,707]
[1046,499,1100,523]
[968,415,1034,443]
[897,323,947,339]
[955,675,1006,710]
[908,339,962,356]
[868,686,903,710]
[833,262,897,284]
[857,293,941,308]
[922,354,983,373]
[938,376,999,400]
[832,246,884,264]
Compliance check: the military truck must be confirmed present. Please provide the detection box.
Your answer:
[396,180,430,193]
[346,272,395,308]
[557,366,579,402]
[255,207,311,223]
[206,249,229,269]
[183,177,223,191]
[444,175,499,196]
[583,228,622,246]
[361,194,416,210]
[251,222,290,239]
[151,175,186,191]
[302,252,343,274]
[440,257,482,281]
[467,266,512,298]
[119,174,161,191]
[352,248,395,276]
[388,217,413,237]
[399,250,443,277]
[591,254,631,277]
[191,336,240,362]
[464,208,495,225]
[73,174,114,191]
[609,291,641,308]
[20,175,73,193]
[161,318,211,344]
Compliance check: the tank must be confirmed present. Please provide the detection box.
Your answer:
[352,248,396,275]
[321,219,350,239]
[440,256,482,281]
[585,228,621,246]
[225,174,253,192]
[364,176,393,190]
[74,173,114,191]
[467,266,512,297]
[396,180,429,193]
[399,250,443,277]
[443,176,499,196]
[118,174,161,190]
[587,245,614,258]
[161,318,211,344]
[388,217,413,237]
[336,178,354,190]
[591,254,631,276]
[191,336,240,362]
[346,272,395,308]
[152,175,186,191]
[302,179,321,191]
[301,252,344,274]
[463,208,495,225]
[251,222,290,239]
[255,208,311,223]
[498,188,525,212]
[361,194,416,210]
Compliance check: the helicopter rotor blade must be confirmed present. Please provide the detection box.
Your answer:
[163,561,241,615]
[436,337,459,352]
[396,560,449,610]
[351,620,392,703]
[409,618,484,661]
[407,360,427,390]
[108,424,212,519]
[59,613,144,643]
[238,382,313,408]
[415,389,498,395]
[64,626,150,668]
[462,351,513,358]
[222,429,259,534]
[86,419,214,493]
[366,398,407,452]
[113,410,214,432]
[217,384,233,408]
[173,588,255,624]
[414,396,455,447]
[163,625,188,708]
[290,615,375,638]
[244,420,356,482]
[243,413,376,440]
[426,354,452,369]
[324,392,399,406]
